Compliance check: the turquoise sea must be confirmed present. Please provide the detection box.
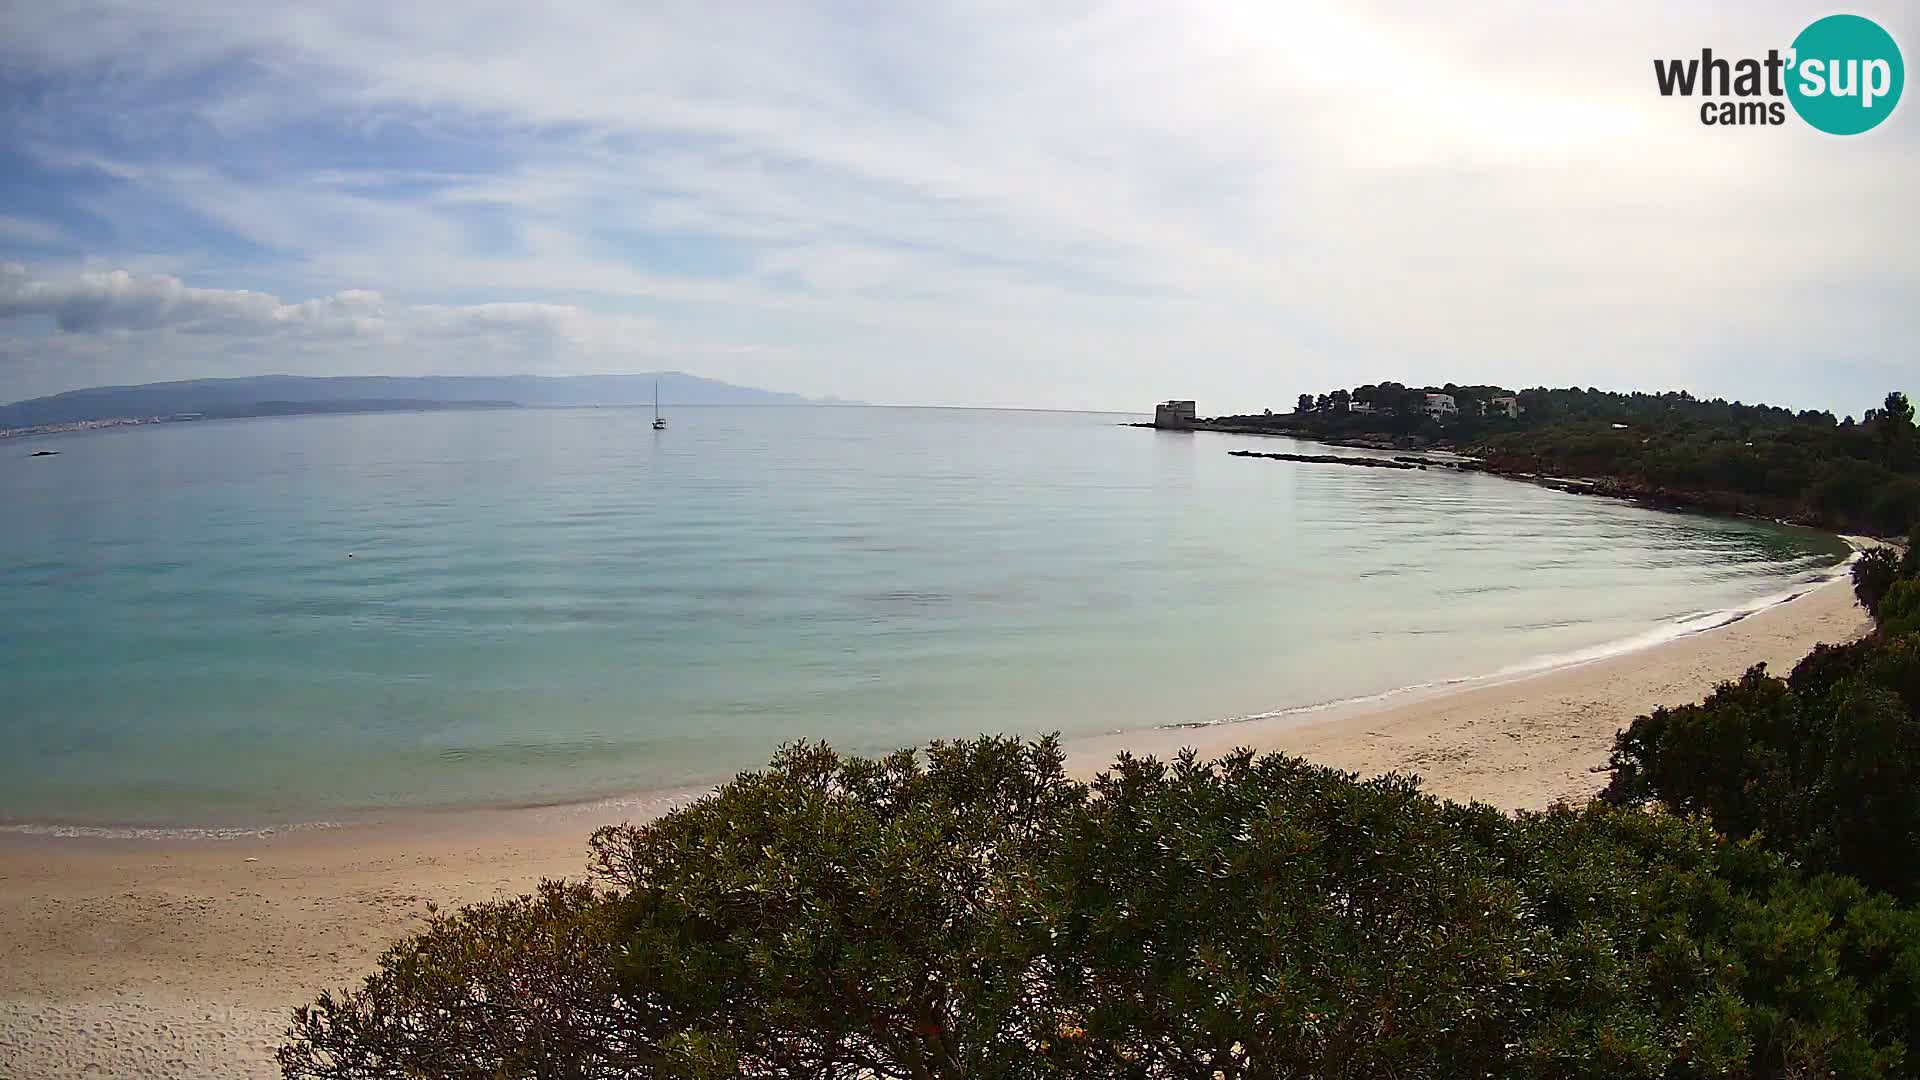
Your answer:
[0,407,1851,832]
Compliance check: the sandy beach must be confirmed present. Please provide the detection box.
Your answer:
[0,577,1872,1080]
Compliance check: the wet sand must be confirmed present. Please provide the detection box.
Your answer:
[0,577,1871,1079]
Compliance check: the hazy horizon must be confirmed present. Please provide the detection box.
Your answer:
[1,3,1914,415]
[6,370,1900,422]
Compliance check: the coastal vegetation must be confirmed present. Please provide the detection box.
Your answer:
[1213,387,1920,535]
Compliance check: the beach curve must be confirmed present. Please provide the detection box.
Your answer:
[0,575,1874,1079]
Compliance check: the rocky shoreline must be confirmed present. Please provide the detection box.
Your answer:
[1136,421,1832,532]
[1226,449,1429,470]
[1126,419,1447,453]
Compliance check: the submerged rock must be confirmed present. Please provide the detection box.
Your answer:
[1228,450,1423,470]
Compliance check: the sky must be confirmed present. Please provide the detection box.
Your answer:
[0,1,1915,414]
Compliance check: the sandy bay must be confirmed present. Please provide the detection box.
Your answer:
[0,575,1873,1079]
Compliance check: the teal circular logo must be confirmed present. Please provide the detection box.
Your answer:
[1787,14,1904,134]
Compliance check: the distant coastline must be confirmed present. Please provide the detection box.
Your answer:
[0,371,855,438]
[2,399,519,440]
[1146,418,1820,527]
[1133,383,1919,538]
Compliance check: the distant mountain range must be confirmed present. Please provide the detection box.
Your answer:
[0,373,855,430]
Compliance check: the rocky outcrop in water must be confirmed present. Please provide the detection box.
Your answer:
[1228,450,1424,470]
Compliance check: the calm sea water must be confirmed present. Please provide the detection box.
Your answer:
[0,406,1849,830]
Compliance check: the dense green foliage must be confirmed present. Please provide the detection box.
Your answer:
[277,880,643,1077]
[1858,548,1907,616]
[285,734,1920,1079]
[1240,387,1920,534]
[1471,392,1919,535]
[1604,639,1920,898]
[1887,582,1920,636]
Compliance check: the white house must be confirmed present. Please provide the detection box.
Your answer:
[1423,393,1458,418]
[1488,395,1523,419]
[1154,400,1197,429]
[1349,401,1376,414]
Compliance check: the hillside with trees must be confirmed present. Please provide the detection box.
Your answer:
[1209,386,1920,536]
[0,373,848,433]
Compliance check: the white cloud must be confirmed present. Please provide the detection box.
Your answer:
[0,264,665,345]
[0,265,678,395]
[0,264,392,334]
[0,264,285,332]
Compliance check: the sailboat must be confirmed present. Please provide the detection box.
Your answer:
[652,378,667,430]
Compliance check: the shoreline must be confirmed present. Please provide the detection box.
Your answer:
[1151,560,1853,734]
[1146,420,1869,537]
[0,555,1856,842]
[0,574,1875,1078]
[1068,570,1869,808]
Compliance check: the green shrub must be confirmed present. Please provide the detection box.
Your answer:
[278,880,655,1078]
[1601,664,1805,839]
[1885,581,1920,636]
[283,737,1920,1079]
[1608,631,1920,900]
[1858,548,1905,617]
[1789,637,1885,703]
[1811,684,1920,896]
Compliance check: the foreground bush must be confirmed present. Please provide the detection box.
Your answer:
[1605,629,1920,900]
[284,736,1920,1078]
[276,880,656,1077]
[1885,581,1920,636]
[1857,547,1905,616]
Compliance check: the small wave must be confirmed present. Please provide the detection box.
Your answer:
[1159,554,1856,733]
[1158,676,1471,731]
[0,819,344,841]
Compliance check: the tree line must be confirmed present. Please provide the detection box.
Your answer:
[1225,386,1919,536]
